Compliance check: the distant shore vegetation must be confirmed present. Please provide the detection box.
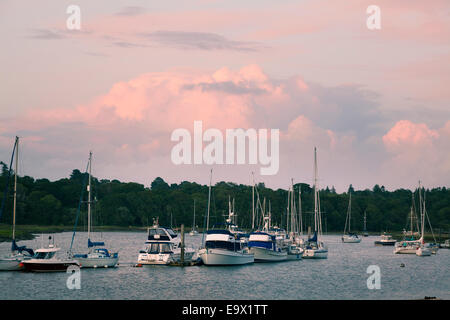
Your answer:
[0,161,449,242]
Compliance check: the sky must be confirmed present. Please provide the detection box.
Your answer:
[0,0,449,193]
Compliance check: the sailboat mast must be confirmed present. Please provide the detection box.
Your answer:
[88,151,92,240]
[299,187,303,236]
[418,181,424,240]
[12,136,18,241]
[206,169,212,232]
[193,199,196,229]
[252,172,255,230]
[314,147,318,232]
[349,192,352,232]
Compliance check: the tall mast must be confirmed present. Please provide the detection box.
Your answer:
[299,186,303,236]
[314,147,318,232]
[87,151,92,240]
[348,192,352,232]
[12,136,18,241]
[418,181,424,240]
[286,186,290,233]
[193,199,196,229]
[252,172,255,230]
[206,169,212,232]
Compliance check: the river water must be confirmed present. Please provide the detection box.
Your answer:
[1,232,449,300]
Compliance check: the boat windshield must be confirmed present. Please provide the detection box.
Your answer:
[144,243,173,254]
[34,251,56,259]
[149,229,168,236]
[166,228,177,237]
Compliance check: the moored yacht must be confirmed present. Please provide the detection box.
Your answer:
[21,236,79,272]
[0,137,34,271]
[198,229,254,265]
[248,232,287,262]
[72,152,119,268]
[341,192,361,243]
[137,218,195,265]
[374,233,396,246]
[302,148,328,259]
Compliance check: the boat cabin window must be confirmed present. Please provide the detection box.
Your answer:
[149,229,167,236]
[145,243,173,253]
[166,228,177,237]
[205,240,241,251]
[34,251,56,259]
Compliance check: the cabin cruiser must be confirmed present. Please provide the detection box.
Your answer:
[198,229,254,265]
[137,219,195,265]
[248,232,287,262]
[374,233,396,246]
[21,236,79,272]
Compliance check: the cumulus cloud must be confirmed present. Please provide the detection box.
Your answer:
[380,120,450,188]
[1,65,446,191]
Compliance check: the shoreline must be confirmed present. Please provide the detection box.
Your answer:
[1,224,448,243]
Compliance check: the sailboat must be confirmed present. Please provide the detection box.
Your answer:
[416,183,432,256]
[0,137,34,271]
[72,152,119,268]
[189,200,199,236]
[394,193,421,254]
[341,192,361,243]
[198,169,254,265]
[302,147,328,259]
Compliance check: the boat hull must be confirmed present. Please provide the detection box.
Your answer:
[416,247,432,256]
[342,236,361,243]
[0,258,23,271]
[374,241,396,246]
[249,246,287,262]
[199,248,254,265]
[302,248,328,259]
[137,251,195,265]
[21,260,79,272]
[76,257,119,268]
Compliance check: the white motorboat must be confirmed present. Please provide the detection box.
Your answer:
[198,170,253,266]
[137,218,195,265]
[374,233,396,246]
[21,236,79,272]
[342,192,361,243]
[0,137,34,271]
[72,152,119,268]
[248,232,287,262]
[198,230,254,265]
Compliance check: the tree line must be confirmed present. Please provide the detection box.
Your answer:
[0,162,449,233]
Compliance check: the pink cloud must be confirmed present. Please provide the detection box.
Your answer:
[382,120,439,151]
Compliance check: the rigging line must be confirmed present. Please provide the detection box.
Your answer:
[69,160,90,254]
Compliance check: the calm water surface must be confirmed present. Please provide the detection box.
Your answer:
[1,232,449,300]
